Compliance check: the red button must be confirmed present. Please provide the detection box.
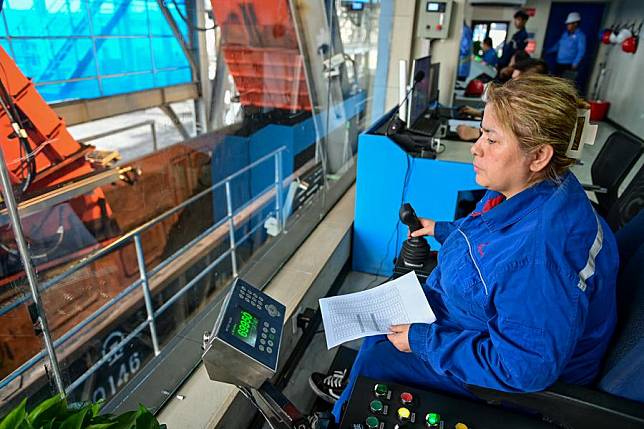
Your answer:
[436,24,442,30]
[400,392,413,404]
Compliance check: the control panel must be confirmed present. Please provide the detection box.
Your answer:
[339,376,556,429]
[414,0,453,40]
[202,278,286,388]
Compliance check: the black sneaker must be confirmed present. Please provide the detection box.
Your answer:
[309,369,348,404]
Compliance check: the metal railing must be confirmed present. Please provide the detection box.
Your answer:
[78,119,158,152]
[0,146,286,397]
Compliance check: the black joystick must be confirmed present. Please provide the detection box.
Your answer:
[398,203,431,269]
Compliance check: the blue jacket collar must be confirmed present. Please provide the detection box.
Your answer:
[481,174,568,232]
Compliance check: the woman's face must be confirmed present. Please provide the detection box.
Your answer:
[470,105,533,198]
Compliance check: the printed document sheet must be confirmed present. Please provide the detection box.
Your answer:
[319,272,436,349]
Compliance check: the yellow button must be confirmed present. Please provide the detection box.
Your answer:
[455,423,469,429]
[397,407,411,420]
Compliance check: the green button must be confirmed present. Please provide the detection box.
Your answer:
[369,400,384,413]
[365,415,380,428]
[374,383,388,397]
[426,412,440,426]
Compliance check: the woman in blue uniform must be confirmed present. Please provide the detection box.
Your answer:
[309,74,619,420]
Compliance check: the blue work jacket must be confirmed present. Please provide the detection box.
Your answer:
[499,28,528,68]
[408,172,618,392]
[482,48,498,67]
[548,29,587,67]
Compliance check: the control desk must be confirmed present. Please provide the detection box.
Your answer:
[340,377,556,429]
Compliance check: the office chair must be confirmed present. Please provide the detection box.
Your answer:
[583,131,643,220]
[606,163,644,231]
[468,209,644,429]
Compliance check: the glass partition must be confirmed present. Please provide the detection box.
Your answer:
[0,0,192,102]
[0,0,386,414]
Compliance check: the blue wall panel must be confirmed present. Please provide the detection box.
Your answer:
[352,133,481,276]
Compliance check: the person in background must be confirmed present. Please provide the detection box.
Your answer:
[458,22,473,81]
[481,37,498,67]
[547,12,586,78]
[456,59,549,141]
[497,49,530,83]
[511,58,549,79]
[498,10,530,70]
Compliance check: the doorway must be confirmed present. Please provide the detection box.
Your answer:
[542,2,606,95]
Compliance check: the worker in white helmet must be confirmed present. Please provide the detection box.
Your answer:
[546,12,587,79]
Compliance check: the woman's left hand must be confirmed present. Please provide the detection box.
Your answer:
[387,324,411,352]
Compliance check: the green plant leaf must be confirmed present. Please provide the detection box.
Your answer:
[85,424,116,429]
[134,406,158,429]
[27,394,66,427]
[110,411,137,429]
[88,402,103,418]
[59,408,88,429]
[0,398,27,429]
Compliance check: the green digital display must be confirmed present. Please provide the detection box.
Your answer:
[233,308,258,347]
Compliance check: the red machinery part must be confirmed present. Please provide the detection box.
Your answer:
[0,45,115,264]
[0,46,98,191]
[211,0,312,111]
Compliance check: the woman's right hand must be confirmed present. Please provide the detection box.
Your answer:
[409,218,435,238]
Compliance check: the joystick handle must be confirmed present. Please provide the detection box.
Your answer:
[400,203,423,233]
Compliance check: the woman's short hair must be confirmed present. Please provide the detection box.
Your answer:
[485,74,588,182]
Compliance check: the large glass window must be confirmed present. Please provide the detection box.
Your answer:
[472,20,508,59]
[0,0,386,415]
[0,0,192,102]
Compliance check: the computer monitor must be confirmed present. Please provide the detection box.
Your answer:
[407,56,431,126]
[428,63,440,105]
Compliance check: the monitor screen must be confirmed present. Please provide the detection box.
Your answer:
[232,308,259,347]
[408,56,431,126]
[427,2,446,12]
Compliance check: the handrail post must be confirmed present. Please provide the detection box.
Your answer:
[150,121,158,152]
[0,142,65,395]
[225,181,238,278]
[274,150,284,233]
[133,234,160,356]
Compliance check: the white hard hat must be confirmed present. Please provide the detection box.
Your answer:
[565,12,581,24]
[616,28,633,44]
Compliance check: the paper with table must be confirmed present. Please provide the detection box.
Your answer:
[319,271,436,349]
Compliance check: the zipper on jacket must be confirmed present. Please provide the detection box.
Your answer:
[457,228,489,296]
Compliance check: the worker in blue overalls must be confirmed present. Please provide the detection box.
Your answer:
[481,37,498,68]
[309,75,619,422]
[498,10,530,70]
[547,12,587,78]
